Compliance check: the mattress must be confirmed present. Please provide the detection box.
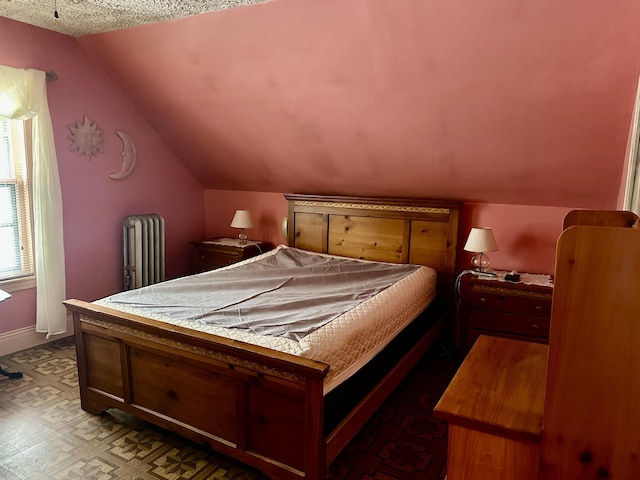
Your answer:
[95,245,437,393]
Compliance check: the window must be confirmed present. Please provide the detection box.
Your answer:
[0,118,34,288]
[623,76,640,215]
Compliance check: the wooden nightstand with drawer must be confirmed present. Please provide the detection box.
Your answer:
[458,271,553,348]
[191,238,272,272]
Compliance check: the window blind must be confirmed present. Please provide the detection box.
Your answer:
[0,119,33,281]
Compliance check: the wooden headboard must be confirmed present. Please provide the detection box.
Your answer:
[285,194,461,295]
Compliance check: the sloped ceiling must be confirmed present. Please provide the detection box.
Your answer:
[20,0,640,207]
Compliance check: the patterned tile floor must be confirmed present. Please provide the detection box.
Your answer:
[0,338,459,480]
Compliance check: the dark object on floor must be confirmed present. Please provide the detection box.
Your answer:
[0,367,22,379]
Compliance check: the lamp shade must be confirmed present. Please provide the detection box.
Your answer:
[463,227,498,253]
[230,210,254,229]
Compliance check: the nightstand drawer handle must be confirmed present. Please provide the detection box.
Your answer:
[480,297,487,303]
[535,305,542,311]
[532,323,540,329]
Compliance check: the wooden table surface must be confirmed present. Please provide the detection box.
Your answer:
[434,335,548,443]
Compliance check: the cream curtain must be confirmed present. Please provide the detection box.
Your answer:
[0,65,67,336]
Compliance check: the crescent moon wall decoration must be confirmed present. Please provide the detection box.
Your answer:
[109,130,137,180]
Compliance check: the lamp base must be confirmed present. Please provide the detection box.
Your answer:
[470,252,491,272]
[238,231,248,245]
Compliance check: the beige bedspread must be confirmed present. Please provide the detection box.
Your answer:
[99,247,420,341]
[96,246,436,392]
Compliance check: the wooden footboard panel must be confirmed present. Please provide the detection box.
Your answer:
[66,299,447,480]
[65,299,328,480]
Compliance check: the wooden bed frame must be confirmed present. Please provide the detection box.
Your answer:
[64,194,461,480]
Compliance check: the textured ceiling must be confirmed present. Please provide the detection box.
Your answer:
[0,0,269,36]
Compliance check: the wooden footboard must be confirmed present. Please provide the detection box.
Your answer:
[65,298,446,480]
[65,299,329,480]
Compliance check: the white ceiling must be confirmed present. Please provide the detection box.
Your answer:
[0,0,269,36]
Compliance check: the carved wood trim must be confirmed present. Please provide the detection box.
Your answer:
[471,284,553,300]
[292,199,450,215]
[80,315,306,386]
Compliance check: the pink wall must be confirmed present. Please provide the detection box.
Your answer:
[458,203,571,275]
[0,289,36,333]
[77,0,640,210]
[205,190,569,275]
[0,18,206,335]
[205,190,288,247]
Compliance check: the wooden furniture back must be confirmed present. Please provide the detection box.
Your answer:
[562,209,639,229]
[540,226,640,479]
[285,194,461,296]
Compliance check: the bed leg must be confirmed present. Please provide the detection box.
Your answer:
[81,396,109,415]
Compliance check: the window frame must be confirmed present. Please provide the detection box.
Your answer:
[623,77,640,215]
[0,118,35,292]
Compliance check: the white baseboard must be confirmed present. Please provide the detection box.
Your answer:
[0,315,74,357]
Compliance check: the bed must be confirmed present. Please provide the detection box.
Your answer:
[64,194,461,480]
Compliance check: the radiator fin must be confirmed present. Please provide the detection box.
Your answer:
[123,214,165,290]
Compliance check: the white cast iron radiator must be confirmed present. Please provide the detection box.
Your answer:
[123,214,165,290]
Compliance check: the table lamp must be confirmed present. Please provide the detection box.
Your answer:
[463,227,498,273]
[230,210,253,245]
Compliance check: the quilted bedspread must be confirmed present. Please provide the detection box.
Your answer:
[96,246,436,392]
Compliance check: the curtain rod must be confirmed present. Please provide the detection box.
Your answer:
[45,70,59,81]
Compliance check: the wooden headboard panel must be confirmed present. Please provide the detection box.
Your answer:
[285,194,461,294]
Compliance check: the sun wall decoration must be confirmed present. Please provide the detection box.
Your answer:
[68,115,104,159]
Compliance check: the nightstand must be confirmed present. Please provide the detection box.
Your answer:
[458,271,553,348]
[191,238,272,272]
